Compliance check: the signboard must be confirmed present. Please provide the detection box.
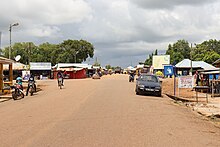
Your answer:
[164,65,173,76]
[178,76,194,88]
[152,55,170,70]
[22,71,30,80]
[30,62,51,70]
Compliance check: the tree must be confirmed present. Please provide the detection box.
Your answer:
[1,39,95,65]
[2,42,37,64]
[144,53,153,65]
[202,51,220,64]
[144,49,158,66]
[105,64,112,69]
[59,39,94,63]
[166,39,190,64]
[191,39,220,63]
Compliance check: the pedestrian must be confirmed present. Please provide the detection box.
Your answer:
[195,71,200,86]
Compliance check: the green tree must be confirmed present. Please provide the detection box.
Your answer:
[105,64,112,69]
[191,39,220,63]
[59,39,94,63]
[202,51,220,64]
[166,39,190,64]
[144,53,153,65]
[144,49,158,65]
[2,42,37,64]
[2,39,95,65]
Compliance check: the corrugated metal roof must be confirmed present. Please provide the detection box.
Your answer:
[3,62,27,70]
[0,56,14,64]
[53,63,92,69]
[175,59,217,70]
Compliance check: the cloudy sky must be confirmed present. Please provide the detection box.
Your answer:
[0,0,220,67]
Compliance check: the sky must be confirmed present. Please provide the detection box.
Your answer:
[0,0,220,68]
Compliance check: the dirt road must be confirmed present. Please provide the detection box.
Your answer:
[1,74,220,147]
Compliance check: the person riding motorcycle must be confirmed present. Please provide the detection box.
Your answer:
[57,71,64,86]
[129,71,135,82]
[26,74,36,96]
[16,75,23,90]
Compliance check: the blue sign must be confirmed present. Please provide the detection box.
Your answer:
[164,65,174,76]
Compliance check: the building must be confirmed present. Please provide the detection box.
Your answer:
[30,62,52,79]
[3,62,28,79]
[52,63,93,79]
[0,57,14,93]
[175,59,218,76]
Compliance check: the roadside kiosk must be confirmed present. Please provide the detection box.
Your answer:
[0,57,14,94]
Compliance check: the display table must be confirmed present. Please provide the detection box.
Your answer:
[194,86,209,103]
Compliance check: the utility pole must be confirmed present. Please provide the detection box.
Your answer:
[190,43,193,76]
[28,42,31,64]
[0,31,2,52]
[9,23,19,59]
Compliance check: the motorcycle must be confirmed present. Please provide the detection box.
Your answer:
[10,84,24,100]
[28,81,35,96]
[129,74,134,82]
[58,77,63,89]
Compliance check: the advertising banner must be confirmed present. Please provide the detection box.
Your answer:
[30,62,51,70]
[152,55,170,69]
[178,76,194,88]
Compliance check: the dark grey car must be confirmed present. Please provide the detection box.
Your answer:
[135,74,162,97]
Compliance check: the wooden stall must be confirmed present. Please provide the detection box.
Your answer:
[0,57,14,94]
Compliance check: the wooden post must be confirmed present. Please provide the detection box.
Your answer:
[212,80,214,98]
[0,63,3,93]
[196,90,198,103]
[9,63,13,85]
[206,93,208,103]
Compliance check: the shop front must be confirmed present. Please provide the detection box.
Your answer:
[30,62,52,79]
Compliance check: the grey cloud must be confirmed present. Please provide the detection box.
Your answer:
[130,0,216,9]
[1,0,220,68]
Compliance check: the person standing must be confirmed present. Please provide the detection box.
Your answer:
[195,71,200,86]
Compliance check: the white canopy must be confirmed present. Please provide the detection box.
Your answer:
[127,66,136,71]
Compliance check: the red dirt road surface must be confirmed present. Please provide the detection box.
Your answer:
[0,74,220,147]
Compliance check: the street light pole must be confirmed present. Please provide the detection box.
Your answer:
[190,43,193,76]
[9,23,19,59]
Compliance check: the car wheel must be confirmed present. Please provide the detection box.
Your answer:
[135,88,140,95]
[156,92,161,97]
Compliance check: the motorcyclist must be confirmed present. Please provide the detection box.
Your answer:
[129,71,135,82]
[26,74,36,96]
[16,75,23,90]
[57,70,64,86]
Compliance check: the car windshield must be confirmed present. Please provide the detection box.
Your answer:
[139,75,158,82]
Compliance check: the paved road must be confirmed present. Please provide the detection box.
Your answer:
[1,74,220,147]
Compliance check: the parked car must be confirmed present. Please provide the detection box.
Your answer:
[114,67,122,74]
[135,74,162,97]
